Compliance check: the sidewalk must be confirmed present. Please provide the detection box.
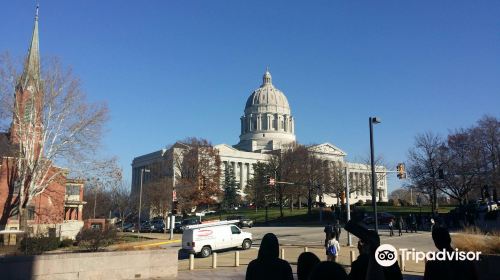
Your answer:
[178,245,425,279]
[177,266,424,280]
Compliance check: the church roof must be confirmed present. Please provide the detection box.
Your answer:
[19,6,41,92]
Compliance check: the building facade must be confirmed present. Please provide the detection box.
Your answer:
[0,8,85,240]
[132,70,388,206]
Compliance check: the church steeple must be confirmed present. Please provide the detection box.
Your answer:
[10,5,43,145]
[19,5,41,92]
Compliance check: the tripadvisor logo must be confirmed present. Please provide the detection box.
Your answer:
[375,244,398,267]
[375,244,482,266]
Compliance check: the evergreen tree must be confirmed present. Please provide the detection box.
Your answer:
[222,165,240,209]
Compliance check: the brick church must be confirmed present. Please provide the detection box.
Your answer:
[0,7,85,241]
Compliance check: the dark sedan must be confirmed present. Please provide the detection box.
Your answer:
[227,215,254,228]
[174,218,200,233]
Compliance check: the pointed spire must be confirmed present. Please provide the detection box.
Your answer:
[20,5,41,91]
[262,67,272,86]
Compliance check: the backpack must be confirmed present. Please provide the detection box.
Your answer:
[327,243,337,256]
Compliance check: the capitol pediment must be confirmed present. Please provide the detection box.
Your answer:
[214,144,239,152]
[308,142,347,157]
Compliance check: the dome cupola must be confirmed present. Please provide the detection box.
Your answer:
[236,69,296,152]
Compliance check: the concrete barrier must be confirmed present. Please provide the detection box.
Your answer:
[350,250,356,264]
[212,252,217,268]
[189,254,195,270]
[0,249,177,279]
[235,251,240,267]
[399,252,405,271]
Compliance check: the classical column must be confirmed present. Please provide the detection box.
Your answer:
[257,115,261,131]
[365,173,370,195]
[239,162,243,188]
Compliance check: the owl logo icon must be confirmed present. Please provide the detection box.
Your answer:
[375,244,398,267]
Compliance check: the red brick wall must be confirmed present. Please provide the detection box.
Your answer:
[0,157,67,227]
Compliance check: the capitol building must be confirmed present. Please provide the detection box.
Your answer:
[132,70,388,206]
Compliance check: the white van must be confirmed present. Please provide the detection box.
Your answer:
[181,220,252,257]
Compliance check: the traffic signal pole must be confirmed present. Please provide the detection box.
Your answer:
[369,117,379,235]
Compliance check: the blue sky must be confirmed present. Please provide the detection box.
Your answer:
[1,1,499,193]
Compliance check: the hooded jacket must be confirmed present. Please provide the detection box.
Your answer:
[246,233,293,280]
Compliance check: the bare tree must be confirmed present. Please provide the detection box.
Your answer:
[144,176,173,233]
[111,181,134,231]
[0,53,108,231]
[407,132,447,213]
[473,116,500,191]
[438,130,482,204]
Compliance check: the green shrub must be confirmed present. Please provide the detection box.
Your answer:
[76,228,117,252]
[60,239,74,247]
[19,235,61,255]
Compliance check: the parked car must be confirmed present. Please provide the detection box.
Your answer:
[174,218,201,233]
[226,215,254,228]
[122,223,136,232]
[362,212,395,225]
[181,221,252,258]
[139,221,152,233]
[150,220,165,233]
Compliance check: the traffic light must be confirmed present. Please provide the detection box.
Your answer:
[265,176,276,186]
[397,163,406,179]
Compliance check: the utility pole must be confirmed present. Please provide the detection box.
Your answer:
[345,166,352,246]
[138,168,150,234]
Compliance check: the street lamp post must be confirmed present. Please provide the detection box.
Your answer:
[344,166,352,246]
[138,168,150,233]
[369,117,381,234]
[169,185,176,240]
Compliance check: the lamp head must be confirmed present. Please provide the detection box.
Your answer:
[371,117,381,124]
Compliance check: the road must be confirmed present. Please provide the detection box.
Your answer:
[245,226,436,252]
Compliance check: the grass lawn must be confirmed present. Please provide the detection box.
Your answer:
[355,205,455,215]
[203,205,457,224]
[116,233,154,243]
[204,207,313,224]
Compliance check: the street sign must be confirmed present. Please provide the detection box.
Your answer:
[172,190,177,201]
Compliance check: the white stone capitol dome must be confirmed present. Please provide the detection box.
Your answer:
[244,70,291,115]
[236,70,296,152]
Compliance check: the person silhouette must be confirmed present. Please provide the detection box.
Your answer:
[309,261,348,280]
[423,226,477,280]
[297,252,320,280]
[246,233,293,280]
